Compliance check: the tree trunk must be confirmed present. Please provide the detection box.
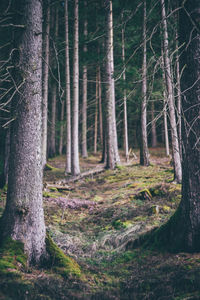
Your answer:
[176,30,182,161]
[105,0,120,169]
[65,0,71,174]
[177,0,200,251]
[140,0,149,166]
[161,0,182,183]
[161,47,170,157]
[121,17,129,162]
[151,101,157,148]
[98,66,103,147]
[0,0,46,264]
[42,0,50,167]
[94,71,98,153]
[48,82,57,157]
[48,5,58,158]
[59,100,65,155]
[81,0,88,158]
[71,0,80,176]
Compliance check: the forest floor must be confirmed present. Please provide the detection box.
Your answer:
[1,148,200,299]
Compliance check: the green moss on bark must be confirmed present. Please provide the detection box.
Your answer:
[45,233,81,278]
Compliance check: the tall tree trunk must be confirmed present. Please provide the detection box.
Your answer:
[140,0,149,166]
[153,1,200,252]
[94,71,98,153]
[0,0,46,264]
[42,0,50,167]
[161,47,170,157]
[105,0,120,169]
[59,100,65,155]
[161,0,182,183]
[65,0,71,174]
[48,5,58,158]
[121,17,129,162]
[98,66,103,147]
[151,101,157,148]
[71,0,80,175]
[176,30,182,161]
[81,0,88,158]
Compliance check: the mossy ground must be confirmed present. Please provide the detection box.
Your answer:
[1,148,200,299]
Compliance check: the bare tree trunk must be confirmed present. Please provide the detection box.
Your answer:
[98,66,103,147]
[48,83,57,157]
[176,31,182,161]
[140,0,149,166]
[48,5,58,158]
[71,0,80,176]
[65,0,71,174]
[94,71,98,153]
[121,17,129,162]
[59,100,65,155]
[0,0,46,264]
[105,0,120,169]
[161,47,170,156]
[151,101,157,148]
[42,0,50,167]
[161,0,182,183]
[82,0,88,158]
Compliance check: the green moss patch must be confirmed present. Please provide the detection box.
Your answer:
[0,238,27,276]
[46,233,81,278]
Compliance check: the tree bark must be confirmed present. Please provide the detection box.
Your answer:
[121,17,129,162]
[94,71,98,153]
[0,0,46,264]
[42,0,50,167]
[105,0,120,169]
[81,0,88,158]
[65,0,71,174]
[71,0,80,176]
[151,101,157,148]
[98,66,103,147]
[161,0,182,183]
[140,0,149,166]
[59,100,65,155]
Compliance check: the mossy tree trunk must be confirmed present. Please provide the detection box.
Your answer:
[0,0,46,264]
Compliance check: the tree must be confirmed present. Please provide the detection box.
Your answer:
[0,0,46,264]
[147,0,200,252]
[42,0,50,167]
[105,0,120,169]
[71,0,80,175]
[161,0,182,183]
[81,0,88,158]
[140,0,150,166]
[65,0,71,174]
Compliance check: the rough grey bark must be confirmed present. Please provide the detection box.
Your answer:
[161,0,182,183]
[105,0,120,169]
[42,0,50,167]
[65,0,71,174]
[81,0,88,158]
[121,18,129,162]
[140,0,149,166]
[71,0,80,175]
[0,0,46,264]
